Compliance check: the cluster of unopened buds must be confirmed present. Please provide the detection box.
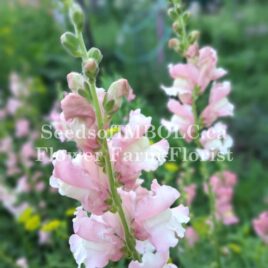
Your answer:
[50,1,189,267]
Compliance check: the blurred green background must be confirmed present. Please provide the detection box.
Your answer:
[0,0,268,267]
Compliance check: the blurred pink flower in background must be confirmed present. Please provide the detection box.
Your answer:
[38,230,51,245]
[16,119,30,138]
[16,257,28,268]
[6,98,21,115]
[161,99,194,142]
[253,211,268,244]
[209,171,239,225]
[15,176,31,193]
[7,152,20,176]
[0,109,7,119]
[184,184,197,206]
[20,141,36,168]
[185,227,199,247]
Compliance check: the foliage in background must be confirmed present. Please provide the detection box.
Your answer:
[0,0,267,267]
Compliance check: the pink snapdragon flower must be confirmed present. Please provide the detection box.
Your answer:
[120,179,190,252]
[161,99,195,142]
[67,72,85,92]
[162,64,199,104]
[197,122,233,161]
[195,47,227,87]
[60,92,100,152]
[106,79,135,112]
[50,150,109,215]
[129,241,177,268]
[110,109,169,189]
[209,171,239,225]
[253,211,268,244]
[69,208,124,268]
[201,82,234,127]
[16,119,30,137]
[162,47,226,105]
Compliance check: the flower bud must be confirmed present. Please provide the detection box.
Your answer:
[189,30,200,43]
[167,8,177,20]
[172,21,181,32]
[87,47,103,64]
[67,72,84,92]
[168,38,180,49]
[60,32,82,57]
[69,2,84,32]
[183,11,191,23]
[84,58,98,78]
[106,79,135,113]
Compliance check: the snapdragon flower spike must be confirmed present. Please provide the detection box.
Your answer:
[110,109,169,189]
[161,44,234,153]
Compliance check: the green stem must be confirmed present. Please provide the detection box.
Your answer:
[78,31,88,61]
[88,79,140,261]
[70,5,140,263]
[191,87,222,268]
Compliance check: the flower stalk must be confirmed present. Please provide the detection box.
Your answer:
[162,0,235,267]
[89,79,140,260]
[52,1,189,267]
[62,1,141,261]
